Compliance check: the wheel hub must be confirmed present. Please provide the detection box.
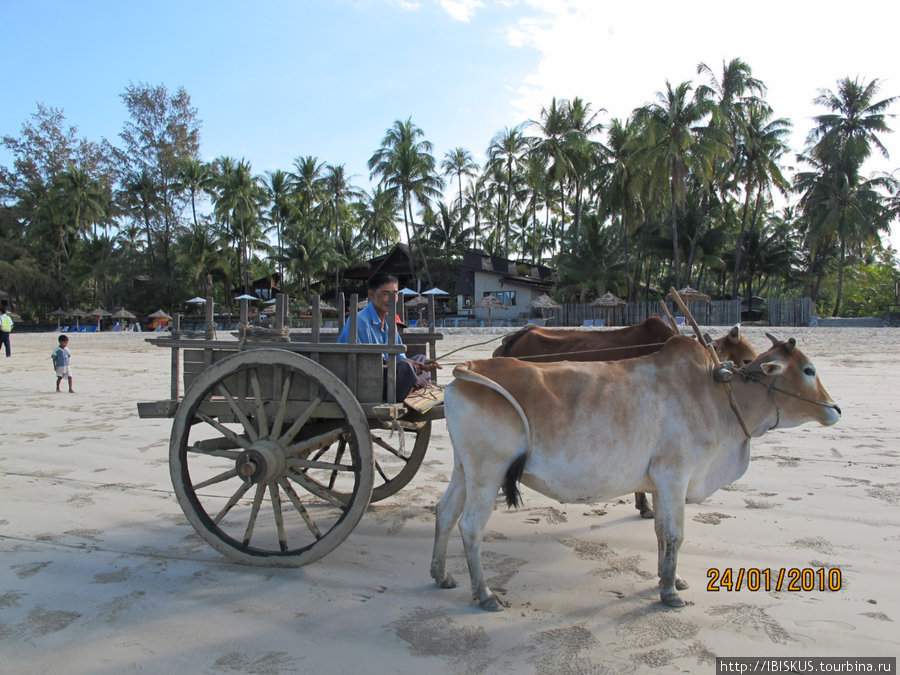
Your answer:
[236,439,286,485]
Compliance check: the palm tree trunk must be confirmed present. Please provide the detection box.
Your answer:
[832,237,846,317]
[669,179,682,290]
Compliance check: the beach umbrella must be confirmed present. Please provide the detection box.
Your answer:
[529,293,562,309]
[186,296,207,304]
[528,293,562,324]
[591,291,626,308]
[69,308,89,329]
[318,301,337,315]
[50,308,68,329]
[404,295,428,309]
[591,291,626,326]
[667,286,711,303]
[111,308,137,319]
[422,287,449,296]
[263,298,278,305]
[357,299,369,310]
[91,307,112,330]
[399,287,419,295]
[147,309,172,320]
[234,294,257,301]
[474,295,507,324]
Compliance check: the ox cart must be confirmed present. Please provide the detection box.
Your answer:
[137,294,444,567]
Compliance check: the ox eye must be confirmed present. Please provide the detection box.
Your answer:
[742,359,752,365]
[803,366,816,376]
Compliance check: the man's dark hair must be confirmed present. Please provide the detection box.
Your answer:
[368,273,399,290]
[59,335,68,344]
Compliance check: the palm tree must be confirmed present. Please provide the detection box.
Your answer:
[730,103,792,297]
[807,76,897,163]
[441,147,479,227]
[291,155,325,226]
[212,158,269,294]
[359,186,400,251]
[263,169,294,281]
[120,169,159,266]
[633,81,721,289]
[368,118,443,286]
[175,158,212,231]
[53,165,108,239]
[486,126,529,252]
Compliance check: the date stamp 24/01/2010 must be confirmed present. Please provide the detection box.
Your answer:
[707,567,842,592]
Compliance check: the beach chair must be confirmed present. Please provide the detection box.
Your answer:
[407,319,418,328]
[57,325,69,332]
[582,319,593,327]
[322,320,335,329]
[675,316,685,326]
[111,322,123,332]
[593,318,605,327]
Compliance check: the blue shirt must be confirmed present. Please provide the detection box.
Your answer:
[52,346,70,367]
[337,303,406,360]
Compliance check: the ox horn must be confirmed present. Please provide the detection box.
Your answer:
[786,337,796,352]
[765,332,779,345]
[728,324,741,343]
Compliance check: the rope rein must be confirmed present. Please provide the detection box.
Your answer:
[429,329,671,367]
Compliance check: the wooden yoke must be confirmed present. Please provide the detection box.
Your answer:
[668,287,751,439]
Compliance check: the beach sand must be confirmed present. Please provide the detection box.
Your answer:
[1,327,897,673]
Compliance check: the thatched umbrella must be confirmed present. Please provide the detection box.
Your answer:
[667,286,711,325]
[147,309,172,320]
[50,308,68,329]
[69,308,89,329]
[91,307,112,330]
[667,286,711,303]
[528,293,561,324]
[591,291,627,326]
[111,308,137,319]
[404,295,428,310]
[474,295,508,324]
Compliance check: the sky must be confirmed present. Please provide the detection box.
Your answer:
[3,0,899,245]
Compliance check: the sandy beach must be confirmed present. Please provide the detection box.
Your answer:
[1,327,897,673]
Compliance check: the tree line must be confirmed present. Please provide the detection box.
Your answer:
[1,58,898,322]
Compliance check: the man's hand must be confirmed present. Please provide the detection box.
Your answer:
[413,360,442,374]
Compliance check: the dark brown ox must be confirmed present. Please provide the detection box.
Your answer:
[431,335,840,610]
[493,318,758,518]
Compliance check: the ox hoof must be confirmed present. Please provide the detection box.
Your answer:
[478,594,508,612]
[676,577,689,591]
[432,572,458,589]
[660,590,685,608]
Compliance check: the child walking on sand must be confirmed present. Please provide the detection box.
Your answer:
[52,335,74,393]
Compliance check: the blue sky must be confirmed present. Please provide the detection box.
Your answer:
[3,0,899,243]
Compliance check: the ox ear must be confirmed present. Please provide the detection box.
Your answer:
[728,324,741,343]
[759,360,785,377]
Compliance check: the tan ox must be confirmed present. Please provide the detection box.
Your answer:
[494,318,758,518]
[431,335,840,610]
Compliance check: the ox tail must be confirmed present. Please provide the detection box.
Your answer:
[492,324,537,357]
[504,454,527,508]
[453,363,534,509]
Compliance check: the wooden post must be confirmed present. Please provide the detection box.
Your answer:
[204,296,215,340]
[348,293,358,395]
[311,294,321,343]
[386,293,397,404]
[171,313,182,400]
[338,292,346,332]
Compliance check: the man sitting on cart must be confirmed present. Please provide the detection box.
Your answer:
[338,273,440,400]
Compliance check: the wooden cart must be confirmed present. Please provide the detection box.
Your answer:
[138,294,444,567]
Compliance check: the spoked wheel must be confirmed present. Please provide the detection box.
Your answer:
[309,419,431,505]
[169,348,373,567]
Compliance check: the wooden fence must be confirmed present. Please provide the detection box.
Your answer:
[540,297,813,327]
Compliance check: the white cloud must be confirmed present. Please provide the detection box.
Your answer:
[440,0,484,22]
[390,0,422,10]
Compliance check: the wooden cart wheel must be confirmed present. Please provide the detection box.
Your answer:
[307,419,431,505]
[169,348,374,567]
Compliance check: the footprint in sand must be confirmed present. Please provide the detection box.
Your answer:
[392,607,494,672]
